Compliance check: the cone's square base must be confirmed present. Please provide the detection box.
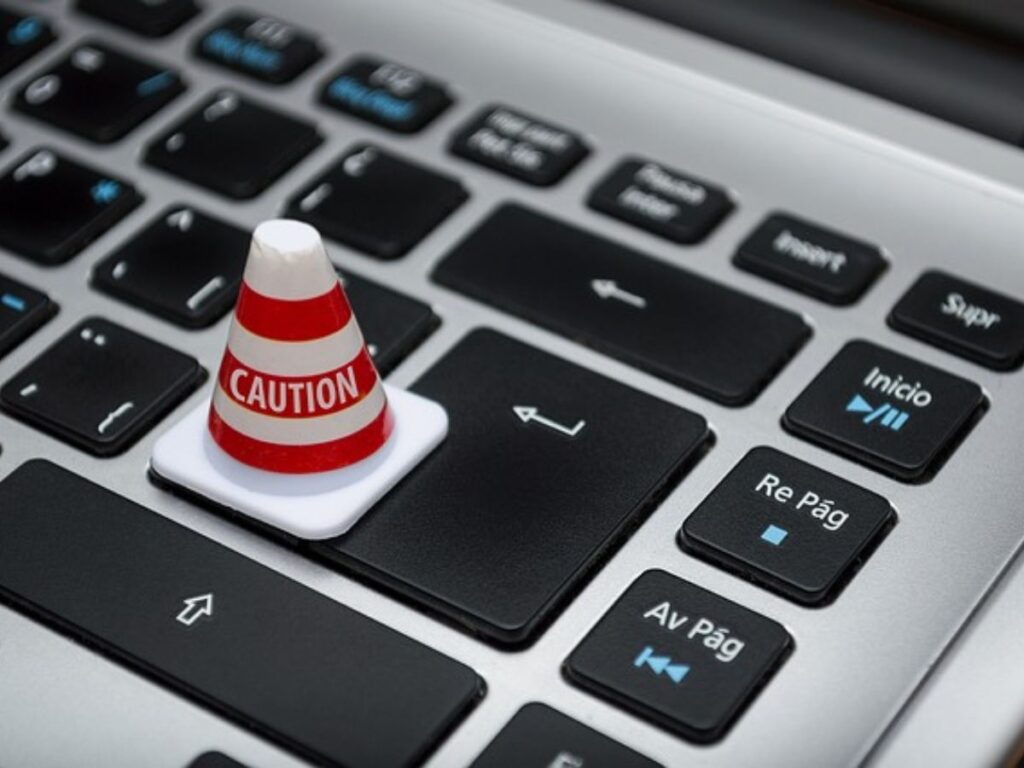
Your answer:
[150,385,447,540]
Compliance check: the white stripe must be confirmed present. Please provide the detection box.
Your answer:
[212,380,387,445]
[226,317,365,376]
[243,221,340,300]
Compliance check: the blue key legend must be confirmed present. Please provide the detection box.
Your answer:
[761,524,788,546]
[90,179,121,204]
[633,645,690,684]
[8,17,42,46]
[846,393,910,431]
[1,293,26,312]
[136,71,176,97]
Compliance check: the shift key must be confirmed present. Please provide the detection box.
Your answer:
[0,461,482,768]
[433,204,810,405]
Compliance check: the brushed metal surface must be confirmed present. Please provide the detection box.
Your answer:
[1,0,1023,766]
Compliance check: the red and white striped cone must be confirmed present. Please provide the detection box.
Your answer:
[208,219,393,474]
[150,218,448,539]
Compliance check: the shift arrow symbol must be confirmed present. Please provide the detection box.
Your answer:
[513,406,585,438]
[591,279,647,308]
[176,593,214,627]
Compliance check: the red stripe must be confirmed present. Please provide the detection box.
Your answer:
[217,348,379,418]
[208,403,394,474]
[235,282,352,341]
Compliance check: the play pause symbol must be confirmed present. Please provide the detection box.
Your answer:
[634,646,690,684]
[846,394,909,431]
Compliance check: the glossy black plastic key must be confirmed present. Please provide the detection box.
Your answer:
[285,144,467,259]
[471,703,661,768]
[15,41,185,143]
[145,90,322,199]
[589,157,734,244]
[319,56,453,133]
[194,11,322,84]
[681,447,896,604]
[889,270,1024,370]
[565,570,791,743]
[0,273,55,358]
[92,205,249,328]
[1,317,203,455]
[783,340,985,480]
[0,148,143,265]
[314,330,709,646]
[450,105,589,186]
[0,461,482,768]
[434,204,810,405]
[735,213,886,305]
[0,9,55,79]
[76,0,200,38]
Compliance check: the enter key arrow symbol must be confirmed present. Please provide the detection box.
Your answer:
[176,593,214,627]
[513,405,586,438]
[591,279,647,309]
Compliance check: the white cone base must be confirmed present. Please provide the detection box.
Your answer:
[150,385,447,540]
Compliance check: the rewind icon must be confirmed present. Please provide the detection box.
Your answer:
[634,645,690,684]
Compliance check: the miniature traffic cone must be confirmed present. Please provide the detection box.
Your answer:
[150,218,447,540]
[208,219,394,474]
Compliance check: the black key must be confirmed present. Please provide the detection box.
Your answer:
[93,205,248,328]
[285,144,468,259]
[76,0,200,38]
[734,213,886,305]
[680,447,896,605]
[0,148,143,265]
[564,570,791,743]
[0,273,55,358]
[450,105,589,186]
[433,204,810,405]
[319,56,453,134]
[0,129,6,152]
[15,41,185,143]
[783,340,985,481]
[588,157,734,244]
[0,318,203,455]
[194,12,322,85]
[145,90,322,199]
[889,270,1024,371]
[0,9,55,79]
[313,330,709,646]
[187,754,247,768]
[471,703,661,768]
[0,461,482,768]
[340,270,438,375]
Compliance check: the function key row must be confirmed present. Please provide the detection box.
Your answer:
[194,11,322,85]
[0,5,1013,367]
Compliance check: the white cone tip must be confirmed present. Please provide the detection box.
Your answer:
[243,219,338,300]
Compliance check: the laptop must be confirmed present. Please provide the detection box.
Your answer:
[1,1,1022,765]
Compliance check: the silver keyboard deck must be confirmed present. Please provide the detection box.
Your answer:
[2,0,1024,765]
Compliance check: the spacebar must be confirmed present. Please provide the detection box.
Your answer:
[0,460,482,768]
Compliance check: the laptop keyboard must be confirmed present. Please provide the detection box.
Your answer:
[1,1,1022,766]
